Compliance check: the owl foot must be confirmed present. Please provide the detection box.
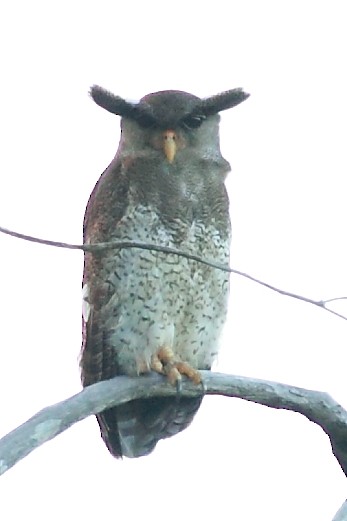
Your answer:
[151,347,202,390]
[174,361,202,385]
[150,354,163,374]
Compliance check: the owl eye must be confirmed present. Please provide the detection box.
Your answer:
[180,114,206,130]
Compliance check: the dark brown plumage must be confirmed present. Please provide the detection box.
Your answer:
[80,87,249,458]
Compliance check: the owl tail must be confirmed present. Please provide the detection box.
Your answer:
[96,396,203,458]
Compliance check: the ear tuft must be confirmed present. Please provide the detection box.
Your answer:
[199,89,250,116]
[90,85,136,117]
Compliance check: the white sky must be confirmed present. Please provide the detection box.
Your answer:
[1,1,347,519]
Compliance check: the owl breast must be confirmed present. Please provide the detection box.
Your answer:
[85,204,230,377]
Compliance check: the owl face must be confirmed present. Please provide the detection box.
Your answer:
[90,86,249,166]
[119,106,221,165]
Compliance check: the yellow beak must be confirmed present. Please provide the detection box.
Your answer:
[163,130,177,163]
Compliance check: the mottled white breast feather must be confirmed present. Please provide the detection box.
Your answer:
[99,205,230,376]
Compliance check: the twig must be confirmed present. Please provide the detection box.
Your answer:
[324,297,347,304]
[1,372,347,479]
[1,224,347,321]
[0,225,82,250]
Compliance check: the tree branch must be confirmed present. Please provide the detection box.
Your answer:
[1,224,347,321]
[333,500,347,521]
[1,371,347,480]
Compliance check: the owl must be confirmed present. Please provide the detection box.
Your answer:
[81,86,249,457]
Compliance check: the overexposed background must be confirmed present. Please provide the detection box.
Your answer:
[1,2,347,519]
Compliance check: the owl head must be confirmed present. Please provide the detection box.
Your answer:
[90,86,249,165]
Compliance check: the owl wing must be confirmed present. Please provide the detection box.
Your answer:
[80,159,203,458]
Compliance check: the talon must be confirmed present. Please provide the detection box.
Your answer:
[200,375,207,393]
[155,346,202,388]
[164,364,182,387]
[175,377,182,393]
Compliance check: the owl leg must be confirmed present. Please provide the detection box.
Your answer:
[152,346,202,387]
